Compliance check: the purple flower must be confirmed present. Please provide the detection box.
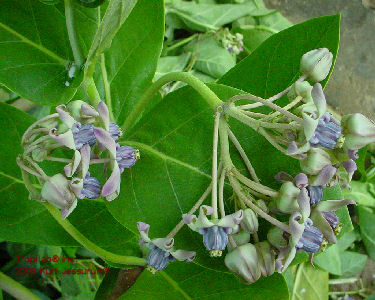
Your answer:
[109,122,122,141]
[199,225,231,252]
[147,244,176,271]
[72,123,97,150]
[321,211,339,230]
[79,172,101,199]
[306,185,323,205]
[116,144,137,173]
[309,113,342,149]
[295,219,323,253]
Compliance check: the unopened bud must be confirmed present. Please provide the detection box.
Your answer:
[275,182,300,213]
[300,48,333,82]
[300,148,331,175]
[287,81,313,103]
[267,227,287,249]
[225,243,261,284]
[255,242,275,277]
[241,209,258,233]
[342,113,375,150]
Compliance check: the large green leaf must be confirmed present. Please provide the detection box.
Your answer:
[342,181,375,208]
[0,103,137,256]
[218,15,341,95]
[120,264,289,300]
[358,206,375,260]
[0,0,98,105]
[291,263,328,300]
[95,0,164,124]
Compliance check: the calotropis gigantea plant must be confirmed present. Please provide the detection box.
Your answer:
[1,0,373,297]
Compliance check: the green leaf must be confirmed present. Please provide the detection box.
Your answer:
[186,37,235,79]
[358,206,375,260]
[0,1,98,105]
[232,26,274,54]
[96,0,164,124]
[314,244,342,275]
[219,15,341,95]
[120,264,289,300]
[154,53,191,81]
[342,181,375,208]
[291,263,328,300]
[168,0,266,32]
[85,0,138,75]
[95,268,121,300]
[339,251,367,277]
[0,103,137,256]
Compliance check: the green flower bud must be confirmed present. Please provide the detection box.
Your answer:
[342,113,375,150]
[256,200,269,213]
[300,148,331,175]
[241,209,258,233]
[225,243,261,284]
[255,242,275,277]
[287,81,313,103]
[275,181,300,213]
[300,48,333,82]
[227,231,251,251]
[267,227,287,249]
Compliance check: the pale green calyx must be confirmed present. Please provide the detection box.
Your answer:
[300,148,332,175]
[241,208,259,233]
[275,181,300,213]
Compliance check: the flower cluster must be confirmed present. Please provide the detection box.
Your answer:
[18,100,138,218]
[217,28,244,55]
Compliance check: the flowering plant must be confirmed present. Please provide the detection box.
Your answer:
[0,0,373,299]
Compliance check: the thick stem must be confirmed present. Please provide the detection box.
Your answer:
[100,54,114,121]
[229,175,291,233]
[0,271,40,300]
[64,0,84,66]
[218,169,226,218]
[166,163,223,238]
[227,127,259,183]
[121,72,223,132]
[211,112,220,219]
[84,77,102,107]
[44,203,146,266]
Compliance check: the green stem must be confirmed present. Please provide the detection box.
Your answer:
[84,77,102,107]
[0,271,40,300]
[100,54,114,121]
[43,203,146,266]
[64,0,84,66]
[166,34,198,53]
[121,72,223,132]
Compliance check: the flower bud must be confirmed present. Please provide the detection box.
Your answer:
[300,148,331,175]
[300,48,333,82]
[287,81,313,103]
[255,242,275,277]
[342,113,375,150]
[275,182,300,213]
[241,209,258,233]
[41,174,77,218]
[227,231,251,251]
[267,227,287,249]
[225,243,261,284]
[306,185,323,205]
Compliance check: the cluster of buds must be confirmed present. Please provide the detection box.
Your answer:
[17,100,139,218]
[217,28,244,55]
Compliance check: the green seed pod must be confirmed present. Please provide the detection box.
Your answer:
[225,243,261,284]
[241,209,258,233]
[300,48,333,82]
[300,148,332,175]
[267,227,287,249]
[275,181,300,213]
[255,241,275,277]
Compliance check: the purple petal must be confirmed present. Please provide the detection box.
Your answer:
[297,188,311,221]
[56,105,75,128]
[311,83,327,118]
[294,173,309,189]
[313,165,337,186]
[275,171,293,183]
[102,163,121,201]
[97,101,109,130]
[49,128,76,150]
[94,127,116,158]
[81,103,99,117]
[80,143,91,178]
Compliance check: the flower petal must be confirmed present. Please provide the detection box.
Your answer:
[137,221,151,243]
[70,177,83,198]
[80,143,91,178]
[217,210,244,228]
[171,250,196,262]
[94,127,116,157]
[61,198,77,219]
[275,171,293,183]
[316,199,356,212]
[297,188,311,221]
[97,101,109,130]
[56,105,75,128]
[311,83,327,118]
[49,128,76,150]
[153,238,174,251]
[310,165,337,186]
[81,103,99,117]
[64,150,81,177]
[101,162,121,201]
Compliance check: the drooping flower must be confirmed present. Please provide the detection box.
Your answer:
[116,144,138,173]
[71,123,97,150]
[295,218,323,253]
[137,222,195,273]
[184,205,243,257]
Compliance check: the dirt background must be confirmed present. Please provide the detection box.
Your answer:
[264,0,375,119]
